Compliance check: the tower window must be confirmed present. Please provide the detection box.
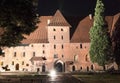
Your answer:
[61,44,64,49]
[54,45,56,49]
[61,35,63,40]
[54,35,56,40]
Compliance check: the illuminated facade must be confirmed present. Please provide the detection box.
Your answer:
[0,10,119,72]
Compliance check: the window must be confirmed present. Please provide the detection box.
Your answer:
[85,54,89,62]
[42,44,45,47]
[87,66,89,71]
[54,54,58,58]
[53,28,56,31]
[54,45,56,49]
[14,52,16,57]
[1,61,3,66]
[12,61,14,65]
[61,28,63,31]
[61,35,63,40]
[91,65,94,70]
[43,50,45,54]
[62,54,64,58]
[80,67,82,70]
[54,35,56,40]
[31,44,33,47]
[22,61,24,65]
[74,55,78,61]
[23,52,25,57]
[33,52,35,56]
[80,44,82,48]
[61,44,64,49]
[26,64,29,66]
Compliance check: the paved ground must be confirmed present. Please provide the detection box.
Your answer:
[0,74,81,83]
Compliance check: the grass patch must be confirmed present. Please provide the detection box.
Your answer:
[73,73,120,83]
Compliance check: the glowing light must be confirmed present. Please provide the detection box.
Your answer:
[49,69,56,77]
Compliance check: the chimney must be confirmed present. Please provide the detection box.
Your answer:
[47,19,50,24]
[89,14,92,20]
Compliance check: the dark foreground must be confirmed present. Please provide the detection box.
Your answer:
[0,74,81,83]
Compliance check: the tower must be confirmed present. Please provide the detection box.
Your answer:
[47,10,71,43]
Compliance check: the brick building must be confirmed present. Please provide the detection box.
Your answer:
[0,10,119,72]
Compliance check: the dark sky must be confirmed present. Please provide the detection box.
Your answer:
[38,0,120,16]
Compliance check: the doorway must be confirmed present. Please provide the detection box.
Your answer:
[54,62,63,72]
[15,63,19,70]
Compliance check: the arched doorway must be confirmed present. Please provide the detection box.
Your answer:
[15,63,19,70]
[72,65,75,71]
[42,64,46,72]
[54,60,64,72]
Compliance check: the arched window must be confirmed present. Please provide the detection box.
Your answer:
[87,66,89,71]
[74,55,78,61]
[85,54,89,62]
[91,65,94,70]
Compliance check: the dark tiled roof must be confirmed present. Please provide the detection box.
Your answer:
[48,10,71,27]
[111,13,120,33]
[21,16,52,44]
[30,56,47,61]
[71,15,116,43]
[71,16,93,43]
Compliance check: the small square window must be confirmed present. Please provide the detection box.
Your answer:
[54,54,58,58]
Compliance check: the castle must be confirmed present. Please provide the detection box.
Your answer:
[0,10,119,72]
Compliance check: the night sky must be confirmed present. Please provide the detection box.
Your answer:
[38,0,120,16]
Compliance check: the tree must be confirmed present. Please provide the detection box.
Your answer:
[89,0,113,68]
[0,0,39,47]
[113,17,120,69]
